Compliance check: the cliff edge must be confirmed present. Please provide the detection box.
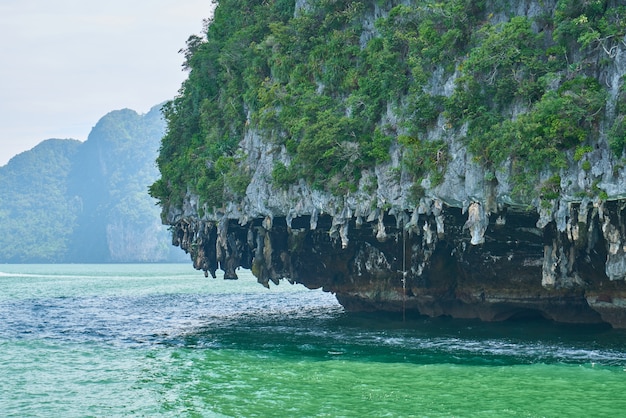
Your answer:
[152,0,626,327]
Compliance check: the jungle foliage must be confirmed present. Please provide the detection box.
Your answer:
[151,0,626,210]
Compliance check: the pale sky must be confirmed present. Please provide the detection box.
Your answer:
[0,0,214,166]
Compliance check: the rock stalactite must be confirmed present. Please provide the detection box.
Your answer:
[151,0,626,329]
[170,199,626,328]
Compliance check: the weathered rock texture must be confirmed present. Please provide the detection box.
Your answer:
[167,197,626,328]
[157,0,626,327]
[162,116,626,327]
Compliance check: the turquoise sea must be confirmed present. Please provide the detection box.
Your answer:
[1,264,625,417]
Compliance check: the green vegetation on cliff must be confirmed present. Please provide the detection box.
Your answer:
[151,0,626,211]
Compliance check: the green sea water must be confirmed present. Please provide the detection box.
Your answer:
[1,264,625,417]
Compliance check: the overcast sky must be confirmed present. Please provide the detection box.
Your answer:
[0,0,214,166]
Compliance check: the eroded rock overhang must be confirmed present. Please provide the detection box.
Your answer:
[168,198,626,328]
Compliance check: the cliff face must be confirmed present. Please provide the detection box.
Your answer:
[154,0,626,327]
[167,199,626,328]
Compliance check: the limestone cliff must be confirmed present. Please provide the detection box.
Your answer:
[153,0,626,327]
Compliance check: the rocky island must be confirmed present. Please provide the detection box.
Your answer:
[151,0,626,327]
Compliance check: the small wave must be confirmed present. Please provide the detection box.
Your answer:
[369,334,626,366]
[0,271,72,279]
[0,271,130,280]
[2,265,626,368]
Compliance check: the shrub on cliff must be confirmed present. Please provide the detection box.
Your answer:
[151,0,626,213]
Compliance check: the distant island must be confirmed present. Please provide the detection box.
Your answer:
[0,104,185,263]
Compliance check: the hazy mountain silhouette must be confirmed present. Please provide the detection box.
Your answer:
[0,104,185,263]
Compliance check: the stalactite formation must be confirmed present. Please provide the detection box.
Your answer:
[170,199,626,328]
